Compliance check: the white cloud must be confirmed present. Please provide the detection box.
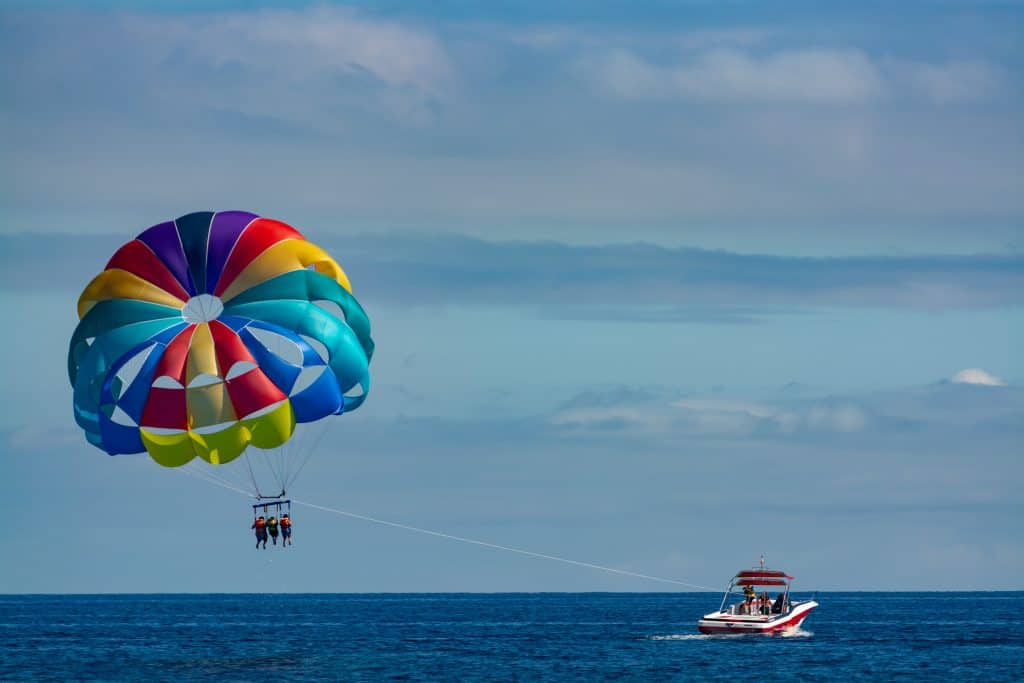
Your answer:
[549,393,872,439]
[113,6,454,131]
[672,398,868,436]
[952,368,1006,386]
[591,48,883,103]
[3,11,1020,235]
[897,60,1003,103]
[126,7,453,94]
[588,48,1005,106]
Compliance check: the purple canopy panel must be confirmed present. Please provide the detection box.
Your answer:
[137,220,195,296]
[206,211,260,294]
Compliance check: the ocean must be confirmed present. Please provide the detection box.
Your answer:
[2,592,1021,681]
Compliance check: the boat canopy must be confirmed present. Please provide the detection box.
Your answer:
[735,578,788,586]
[731,569,795,587]
[737,569,789,578]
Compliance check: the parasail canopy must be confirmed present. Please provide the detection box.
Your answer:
[69,211,374,469]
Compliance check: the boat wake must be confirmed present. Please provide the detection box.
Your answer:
[650,634,722,641]
[650,626,813,641]
[779,627,813,638]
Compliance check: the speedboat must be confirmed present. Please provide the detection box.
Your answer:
[697,562,817,634]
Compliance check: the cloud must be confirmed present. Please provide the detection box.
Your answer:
[3,6,454,133]
[1,8,1021,243]
[553,394,875,439]
[340,234,1024,312]
[591,48,883,103]
[3,233,1021,315]
[546,380,1023,442]
[896,60,1004,104]
[585,46,1007,106]
[952,368,1006,386]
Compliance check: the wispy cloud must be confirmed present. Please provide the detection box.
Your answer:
[584,47,1006,105]
[4,233,1021,315]
[895,59,1005,104]
[587,48,884,103]
[3,6,454,133]
[339,235,1024,312]
[3,7,1021,240]
[546,380,1022,442]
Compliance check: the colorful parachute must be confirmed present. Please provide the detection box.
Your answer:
[68,211,373,469]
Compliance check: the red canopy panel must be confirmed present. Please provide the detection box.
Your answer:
[735,578,789,586]
[737,569,789,578]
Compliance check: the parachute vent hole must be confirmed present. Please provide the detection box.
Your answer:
[181,294,224,324]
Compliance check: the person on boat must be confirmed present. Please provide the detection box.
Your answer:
[761,592,771,615]
[267,516,280,546]
[280,514,292,547]
[742,585,755,614]
[772,593,786,614]
[252,516,268,549]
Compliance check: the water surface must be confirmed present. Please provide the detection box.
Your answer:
[2,592,1021,680]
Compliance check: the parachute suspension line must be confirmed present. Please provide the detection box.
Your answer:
[277,434,289,494]
[286,309,335,491]
[179,462,253,498]
[264,444,288,497]
[181,462,219,488]
[184,462,246,493]
[243,450,287,500]
[242,451,266,499]
[264,446,284,494]
[285,418,332,494]
[275,430,291,494]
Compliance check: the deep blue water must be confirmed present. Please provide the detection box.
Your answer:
[1,593,1021,681]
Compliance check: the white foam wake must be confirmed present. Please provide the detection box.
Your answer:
[649,634,716,641]
[780,627,814,638]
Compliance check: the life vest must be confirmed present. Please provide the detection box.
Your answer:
[281,518,292,528]
[268,518,279,529]
[254,519,266,529]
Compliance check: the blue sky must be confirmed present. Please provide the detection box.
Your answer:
[1,1,1021,593]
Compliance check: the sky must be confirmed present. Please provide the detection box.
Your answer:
[0,0,1021,593]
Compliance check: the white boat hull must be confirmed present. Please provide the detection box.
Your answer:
[697,600,818,634]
